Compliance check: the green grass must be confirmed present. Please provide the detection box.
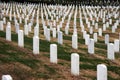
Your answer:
[95,43,107,50]
[63,35,71,41]
[0,31,71,61]
[35,72,49,79]
[44,64,56,74]
[80,64,96,70]
[98,40,104,43]
[78,38,85,44]
[115,53,120,58]
[95,49,107,56]
[0,39,39,69]
[79,47,87,51]
[108,66,120,74]
[63,35,85,44]
[13,67,33,80]
[0,30,120,80]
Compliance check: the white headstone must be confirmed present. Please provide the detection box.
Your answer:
[107,43,115,60]
[50,44,57,63]
[95,23,98,29]
[112,26,115,33]
[89,27,93,34]
[46,28,50,41]
[106,22,109,28]
[43,26,47,36]
[81,25,84,32]
[71,53,79,76]
[18,30,24,47]
[88,39,94,54]
[102,18,105,23]
[92,20,95,25]
[103,24,106,31]
[105,34,109,44]
[28,23,32,32]
[83,31,87,39]
[72,34,78,49]
[97,64,107,80]
[65,26,69,35]
[6,22,11,41]
[52,28,56,38]
[33,36,39,54]
[114,39,119,52]
[15,23,19,33]
[87,22,90,28]
[73,28,77,35]
[24,24,29,36]
[2,75,12,80]
[58,31,63,44]
[3,17,6,24]
[85,34,90,45]
[0,21,4,31]
[25,18,27,25]
[96,17,99,22]
[57,25,60,32]
[34,27,39,37]
[109,19,112,25]
[98,28,102,36]
[94,33,98,42]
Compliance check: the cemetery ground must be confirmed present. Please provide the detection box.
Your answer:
[0,3,120,80]
[0,21,120,80]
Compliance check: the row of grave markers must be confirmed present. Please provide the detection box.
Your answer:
[1,21,120,60]
[0,2,120,80]
[1,51,107,80]
[1,21,119,79]
[0,3,119,59]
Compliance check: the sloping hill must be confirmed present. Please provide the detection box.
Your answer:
[0,30,120,80]
[0,31,83,80]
